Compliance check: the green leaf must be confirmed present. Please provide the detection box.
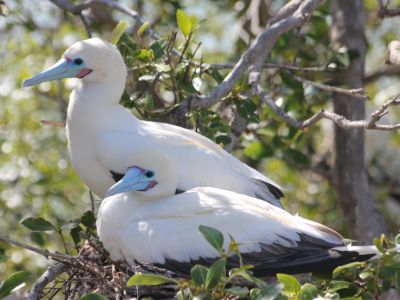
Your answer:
[226,286,249,297]
[283,148,309,166]
[198,225,224,253]
[277,273,301,296]
[20,217,55,232]
[250,284,283,300]
[80,293,108,300]
[0,271,31,299]
[280,71,303,92]
[176,9,192,37]
[177,80,197,94]
[229,268,266,287]
[30,232,45,246]
[215,134,231,146]
[127,274,178,286]
[150,42,165,60]
[81,211,96,228]
[205,258,226,290]
[0,248,6,263]
[190,264,208,286]
[328,280,352,293]
[333,262,364,278]
[299,283,319,300]
[70,226,83,246]
[137,21,150,37]
[111,20,127,45]
[244,140,270,160]
[133,49,154,61]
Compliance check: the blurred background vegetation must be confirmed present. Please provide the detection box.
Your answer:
[0,0,400,293]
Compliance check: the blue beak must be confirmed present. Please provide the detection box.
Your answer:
[105,167,158,198]
[22,58,88,87]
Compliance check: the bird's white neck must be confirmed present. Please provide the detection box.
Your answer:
[66,78,126,128]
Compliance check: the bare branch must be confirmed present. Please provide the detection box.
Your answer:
[377,0,400,18]
[250,72,400,131]
[0,233,72,261]
[291,74,369,100]
[364,65,400,83]
[27,263,67,300]
[49,0,154,37]
[79,13,92,38]
[41,120,66,127]
[205,62,335,72]
[268,0,303,25]
[366,94,400,129]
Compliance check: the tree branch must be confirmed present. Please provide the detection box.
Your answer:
[171,0,324,120]
[27,263,67,300]
[0,233,72,261]
[364,65,400,83]
[48,0,154,37]
[377,0,400,18]
[291,73,368,100]
[249,71,400,131]
[79,13,93,38]
[204,62,335,72]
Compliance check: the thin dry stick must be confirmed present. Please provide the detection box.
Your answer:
[291,74,368,100]
[79,13,92,38]
[204,62,335,72]
[249,72,400,131]
[377,0,400,18]
[0,233,72,260]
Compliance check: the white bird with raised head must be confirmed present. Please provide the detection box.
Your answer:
[96,150,379,276]
[23,38,284,207]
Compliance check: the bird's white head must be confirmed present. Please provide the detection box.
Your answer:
[22,38,127,88]
[105,151,178,201]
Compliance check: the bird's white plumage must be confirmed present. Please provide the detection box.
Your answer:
[96,151,344,266]
[52,38,283,206]
[97,187,343,265]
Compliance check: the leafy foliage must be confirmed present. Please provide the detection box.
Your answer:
[0,271,31,299]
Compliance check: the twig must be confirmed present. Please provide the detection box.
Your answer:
[40,120,66,127]
[89,190,95,213]
[79,13,92,38]
[27,263,67,300]
[377,0,400,18]
[49,0,157,40]
[366,94,400,129]
[0,233,72,261]
[291,73,368,100]
[249,71,400,131]
[204,62,335,72]
[364,65,400,83]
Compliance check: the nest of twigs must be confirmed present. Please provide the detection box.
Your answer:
[32,240,186,300]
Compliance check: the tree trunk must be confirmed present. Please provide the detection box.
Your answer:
[330,0,387,243]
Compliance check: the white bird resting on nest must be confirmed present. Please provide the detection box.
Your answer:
[22,37,284,208]
[96,150,381,276]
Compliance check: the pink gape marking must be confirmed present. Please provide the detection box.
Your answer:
[77,68,92,78]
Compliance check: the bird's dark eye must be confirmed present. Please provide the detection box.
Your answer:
[74,58,83,65]
[145,171,154,178]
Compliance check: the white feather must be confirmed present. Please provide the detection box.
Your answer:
[97,187,343,265]
[57,38,283,206]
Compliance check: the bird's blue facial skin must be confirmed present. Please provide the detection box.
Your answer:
[105,166,158,198]
[22,57,91,87]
